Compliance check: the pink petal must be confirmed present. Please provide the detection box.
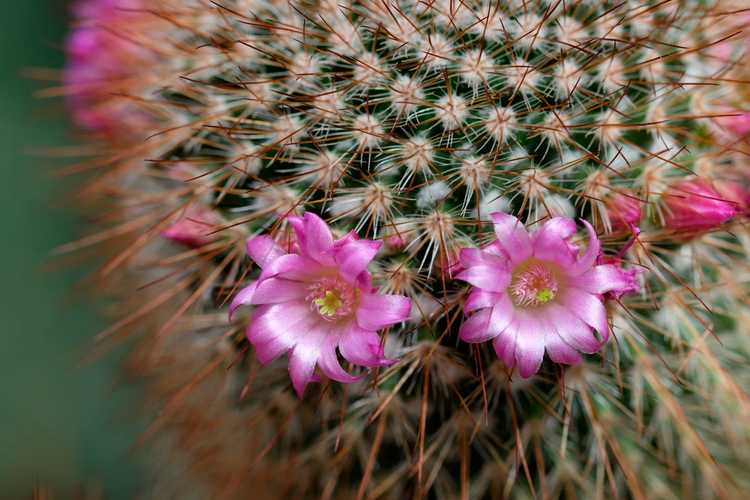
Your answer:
[490,212,532,263]
[459,247,491,267]
[456,264,511,293]
[249,277,309,304]
[334,238,381,283]
[247,302,311,347]
[339,325,394,367]
[253,335,292,364]
[247,235,285,268]
[559,288,609,341]
[543,322,582,365]
[318,346,364,383]
[545,303,600,353]
[493,317,519,368]
[568,220,601,276]
[258,254,320,282]
[464,289,501,313]
[532,217,577,266]
[229,280,258,319]
[288,344,319,398]
[573,264,637,295]
[488,293,515,335]
[356,293,412,331]
[288,212,335,264]
[459,308,494,343]
[513,312,546,378]
[482,241,505,257]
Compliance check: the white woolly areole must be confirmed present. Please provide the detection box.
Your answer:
[417,181,451,209]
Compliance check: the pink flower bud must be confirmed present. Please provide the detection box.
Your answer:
[605,191,642,232]
[161,205,222,247]
[714,179,750,212]
[662,178,738,232]
[384,233,406,250]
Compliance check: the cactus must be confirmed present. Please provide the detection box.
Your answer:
[61,0,750,498]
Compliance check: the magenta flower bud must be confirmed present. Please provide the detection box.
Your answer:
[161,205,222,248]
[229,213,411,398]
[662,178,738,232]
[456,214,638,378]
[605,191,642,232]
[384,233,406,250]
[715,179,750,212]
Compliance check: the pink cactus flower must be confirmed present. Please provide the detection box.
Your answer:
[662,178,738,232]
[456,213,638,378]
[161,205,222,247]
[605,191,642,232]
[230,213,411,397]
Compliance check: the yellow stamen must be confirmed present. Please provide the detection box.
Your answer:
[535,288,555,303]
[314,290,342,316]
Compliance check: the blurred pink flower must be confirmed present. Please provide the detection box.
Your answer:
[65,0,152,134]
[230,213,411,397]
[161,205,222,247]
[662,178,738,232]
[457,214,637,378]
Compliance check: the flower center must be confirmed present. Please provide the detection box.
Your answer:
[308,277,357,320]
[314,290,343,317]
[510,263,559,307]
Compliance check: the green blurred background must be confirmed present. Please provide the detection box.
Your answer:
[0,1,145,497]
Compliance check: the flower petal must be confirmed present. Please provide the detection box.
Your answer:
[569,220,601,276]
[459,308,495,343]
[493,317,519,368]
[532,217,577,266]
[334,238,381,283]
[250,277,308,304]
[456,264,511,293]
[559,288,609,342]
[543,324,582,365]
[573,264,638,295]
[288,344,319,398]
[490,212,532,263]
[488,293,515,335]
[229,280,258,319]
[513,312,546,378]
[546,303,601,353]
[458,247,489,267]
[339,325,394,367]
[356,293,412,331]
[464,289,501,313]
[259,254,320,282]
[253,334,292,364]
[247,302,311,347]
[318,346,363,383]
[288,212,335,264]
[246,235,286,268]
